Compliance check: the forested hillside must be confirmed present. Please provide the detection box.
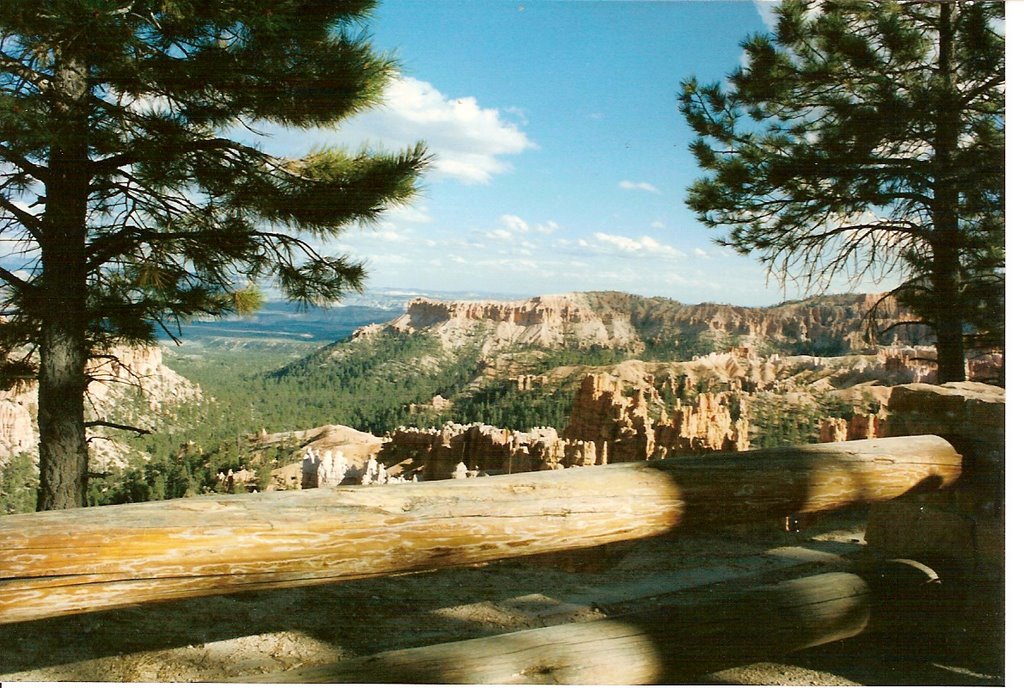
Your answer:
[62,290,937,510]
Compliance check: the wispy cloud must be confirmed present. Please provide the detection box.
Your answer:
[752,0,781,28]
[592,232,682,256]
[498,214,559,235]
[384,203,433,225]
[485,228,514,241]
[381,77,536,184]
[503,106,530,125]
[618,180,662,194]
[286,76,536,185]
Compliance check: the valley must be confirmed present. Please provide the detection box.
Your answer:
[0,288,1002,514]
[0,289,1005,685]
[0,288,999,514]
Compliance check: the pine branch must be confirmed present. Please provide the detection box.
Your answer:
[91,137,266,173]
[0,144,49,183]
[0,196,42,240]
[83,420,152,436]
[0,264,34,294]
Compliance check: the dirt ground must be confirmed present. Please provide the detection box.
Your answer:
[0,511,1003,685]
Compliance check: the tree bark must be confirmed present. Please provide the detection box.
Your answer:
[0,435,961,624]
[931,1,966,383]
[35,320,90,511]
[35,53,92,511]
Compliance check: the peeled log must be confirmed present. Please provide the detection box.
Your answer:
[244,561,942,684]
[0,435,960,624]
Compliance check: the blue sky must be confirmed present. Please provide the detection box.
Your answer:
[282,0,898,308]
[269,0,825,306]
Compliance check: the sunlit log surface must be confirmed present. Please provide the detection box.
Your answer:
[242,560,942,684]
[0,435,960,624]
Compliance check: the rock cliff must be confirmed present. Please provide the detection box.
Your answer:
[254,424,383,490]
[362,294,641,353]
[590,291,932,353]
[0,345,202,468]
[376,423,566,481]
[358,290,929,358]
[374,358,754,482]
[371,343,990,483]
[353,291,932,359]
[561,370,749,464]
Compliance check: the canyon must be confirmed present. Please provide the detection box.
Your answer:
[294,342,1000,490]
[0,345,202,470]
[0,291,1003,502]
[354,291,934,358]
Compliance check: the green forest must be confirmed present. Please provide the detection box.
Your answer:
[0,297,893,516]
[38,322,858,512]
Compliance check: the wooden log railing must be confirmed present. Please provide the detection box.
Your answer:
[243,559,943,684]
[0,435,961,625]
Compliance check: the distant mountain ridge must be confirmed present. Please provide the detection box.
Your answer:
[160,288,526,350]
[250,290,934,436]
[353,291,931,358]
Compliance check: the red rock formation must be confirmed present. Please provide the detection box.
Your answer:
[847,413,881,440]
[563,372,749,462]
[378,423,566,480]
[819,417,848,443]
[561,373,655,464]
[654,393,749,455]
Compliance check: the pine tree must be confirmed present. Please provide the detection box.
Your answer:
[0,1,428,509]
[679,0,1003,383]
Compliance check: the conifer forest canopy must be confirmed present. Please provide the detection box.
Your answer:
[0,0,428,509]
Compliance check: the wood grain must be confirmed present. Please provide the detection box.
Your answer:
[0,435,960,624]
[245,561,941,684]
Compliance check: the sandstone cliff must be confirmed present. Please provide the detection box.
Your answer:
[587,291,933,353]
[363,292,933,354]
[358,294,641,353]
[371,344,985,483]
[561,369,749,464]
[352,291,933,360]
[0,345,202,469]
[251,424,384,490]
[373,356,755,482]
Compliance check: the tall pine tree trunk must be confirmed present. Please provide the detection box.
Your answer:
[36,314,90,510]
[931,1,966,384]
[931,235,965,384]
[36,54,92,511]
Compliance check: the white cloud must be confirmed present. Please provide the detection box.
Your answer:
[384,203,433,225]
[650,220,666,230]
[693,247,709,258]
[486,228,514,241]
[665,273,719,289]
[364,253,412,266]
[340,76,536,184]
[500,214,530,233]
[504,106,529,125]
[375,229,406,243]
[753,0,781,28]
[486,257,539,271]
[618,180,662,194]
[498,214,558,235]
[593,232,682,256]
